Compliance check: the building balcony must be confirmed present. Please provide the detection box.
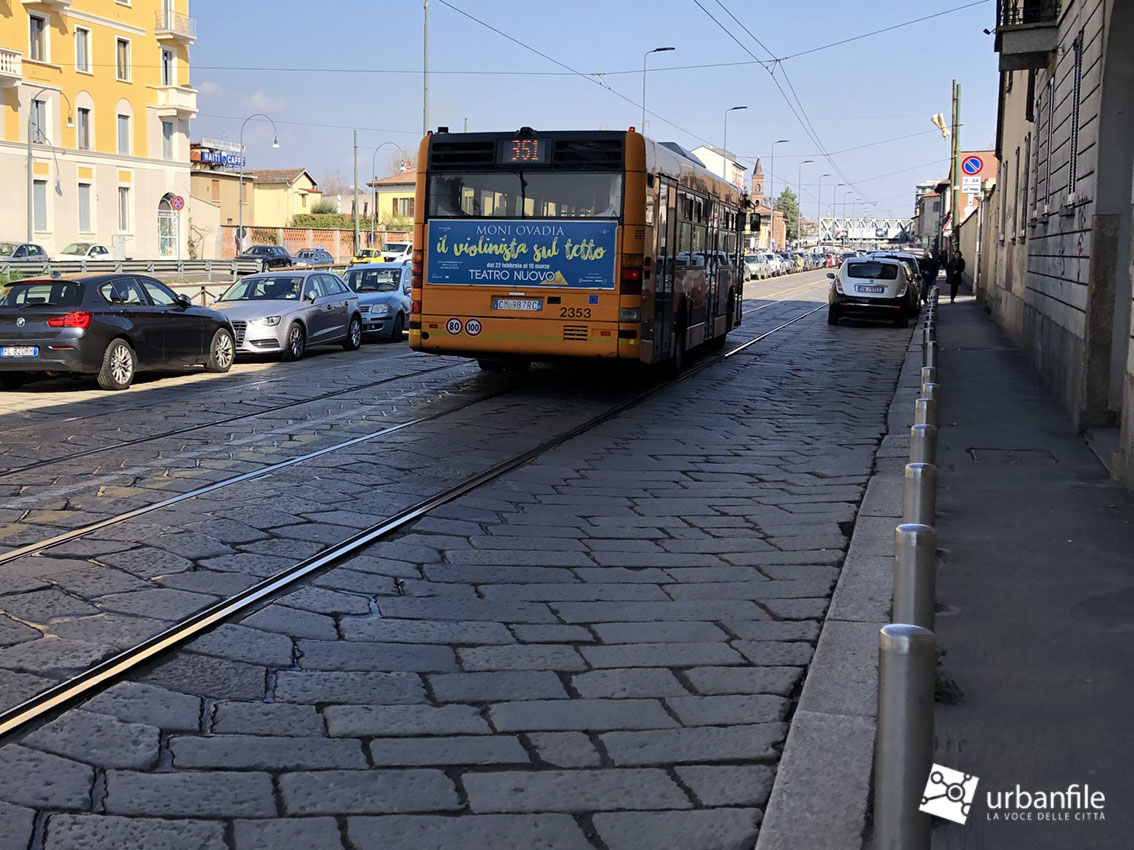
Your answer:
[155,10,196,44]
[154,85,198,118]
[0,48,21,88]
[995,0,1061,71]
[21,0,73,10]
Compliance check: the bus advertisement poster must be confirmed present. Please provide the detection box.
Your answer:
[426,220,618,289]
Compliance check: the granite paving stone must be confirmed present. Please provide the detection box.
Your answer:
[369,735,530,766]
[463,769,691,813]
[0,637,117,677]
[183,623,295,667]
[233,817,345,850]
[675,764,776,807]
[295,640,456,672]
[242,604,339,640]
[103,770,276,817]
[600,724,786,765]
[273,671,426,705]
[345,814,594,850]
[325,704,492,737]
[0,800,35,850]
[23,709,160,770]
[593,808,761,850]
[280,769,460,815]
[44,814,227,850]
[489,699,677,732]
[81,681,203,730]
[170,734,366,770]
[429,670,569,702]
[0,746,93,810]
[211,701,325,736]
[572,668,690,699]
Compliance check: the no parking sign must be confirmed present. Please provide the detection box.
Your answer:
[961,155,983,175]
[171,195,185,212]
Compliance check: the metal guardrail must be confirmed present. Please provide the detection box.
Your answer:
[874,282,942,850]
[0,259,262,281]
[1001,0,1060,26]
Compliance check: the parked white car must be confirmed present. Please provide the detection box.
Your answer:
[743,253,769,280]
[53,243,112,262]
[382,241,413,263]
[763,252,785,276]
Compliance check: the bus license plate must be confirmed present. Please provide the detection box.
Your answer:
[493,299,542,312]
[856,285,885,294]
[0,346,37,357]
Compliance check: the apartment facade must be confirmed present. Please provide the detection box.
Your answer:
[988,0,1134,482]
[0,0,195,259]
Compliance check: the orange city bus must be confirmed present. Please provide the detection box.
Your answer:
[408,128,746,370]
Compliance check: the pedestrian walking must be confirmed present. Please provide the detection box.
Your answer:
[919,250,939,303]
[946,250,966,303]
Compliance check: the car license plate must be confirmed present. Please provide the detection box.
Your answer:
[856,285,886,294]
[0,346,37,358]
[492,298,542,312]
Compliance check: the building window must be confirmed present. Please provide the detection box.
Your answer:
[75,27,91,73]
[301,193,307,209]
[161,49,174,87]
[118,186,131,232]
[33,180,47,232]
[211,179,219,200]
[392,197,414,217]
[76,107,91,150]
[30,99,46,143]
[78,183,92,233]
[1068,31,1083,200]
[1012,146,1020,238]
[29,15,47,63]
[162,120,174,160]
[1021,133,1031,234]
[1044,77,1054,207]
[116,38,131,82]
[117,114,130,155]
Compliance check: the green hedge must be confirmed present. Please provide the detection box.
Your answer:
[290,213,356,228]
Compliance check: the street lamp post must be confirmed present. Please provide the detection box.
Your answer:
[817,173,831,247]
[797,159,813,245]
[26,88,74,243]
[238,113,279,255]
[641,47,675,134]
[722,106,747,186]
[370,142,409,247]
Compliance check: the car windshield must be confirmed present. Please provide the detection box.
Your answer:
[219,276,303,301]
[345,269,400,292]
[60,243,90,255]
[0,243,17,257]
[385,243,410,252]
[245,247,270,255]
[0,281,84,308]
[297,250,314,258]
[358,249,381,257]
[846,262,899,280]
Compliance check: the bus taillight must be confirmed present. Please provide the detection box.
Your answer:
[620,254,643,295]
[411,299,422,315]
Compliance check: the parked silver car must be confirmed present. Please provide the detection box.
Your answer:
[743,253,769,280]
[212,271,362,360]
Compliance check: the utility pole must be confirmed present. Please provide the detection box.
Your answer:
[950,79,961,251]
[353,130,360,254]
[423,0,430,137]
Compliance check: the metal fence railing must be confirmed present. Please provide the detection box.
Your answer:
[1000,0,1060,26]
[155,10,196,39]
[0,259,262,283]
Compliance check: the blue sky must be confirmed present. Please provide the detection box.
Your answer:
[189,0,999,218]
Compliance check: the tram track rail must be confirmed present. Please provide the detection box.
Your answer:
[0,289,830,738]
[0,277,822,479]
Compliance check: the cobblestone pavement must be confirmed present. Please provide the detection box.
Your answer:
[0,271,910,850]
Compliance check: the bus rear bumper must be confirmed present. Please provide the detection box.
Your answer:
[411,316,634,360]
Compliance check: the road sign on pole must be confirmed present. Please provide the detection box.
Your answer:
[961,155,983,175]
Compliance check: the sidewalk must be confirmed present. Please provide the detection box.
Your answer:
[931,297,1134,847]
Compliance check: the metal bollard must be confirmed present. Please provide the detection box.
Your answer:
[925,340,938,369]
[874,624,936,850]
[893,521,936,627]
[920,382,940,409]
[920,366,937,395]
[910,424,938,465]
[914,396,937,427]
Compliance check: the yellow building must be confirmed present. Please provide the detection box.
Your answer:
[247,168,320,227]
[368,173,415,229]
[0,0,195,258]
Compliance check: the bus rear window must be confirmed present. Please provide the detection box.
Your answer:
[846,262,898,280]
[428,172,623,219]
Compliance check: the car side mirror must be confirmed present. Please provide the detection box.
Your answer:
[306,290,317,303]
[176,293,192,309]
[826,272,836,279]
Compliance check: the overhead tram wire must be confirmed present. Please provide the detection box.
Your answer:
[431,0,721,150]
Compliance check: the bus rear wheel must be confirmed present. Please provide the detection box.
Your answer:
[478,357,530,373]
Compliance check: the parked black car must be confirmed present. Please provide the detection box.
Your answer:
[238,245,292,271]
[0,275,236,391]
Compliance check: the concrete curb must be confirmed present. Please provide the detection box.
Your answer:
[755,316,928,850]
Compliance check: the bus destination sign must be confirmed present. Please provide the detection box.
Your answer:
[427,219,617,289]
[496,138,550,165]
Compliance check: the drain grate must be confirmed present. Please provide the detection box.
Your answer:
[969,448,1058,465]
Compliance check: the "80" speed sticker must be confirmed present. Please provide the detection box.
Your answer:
[445,318,463,335]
